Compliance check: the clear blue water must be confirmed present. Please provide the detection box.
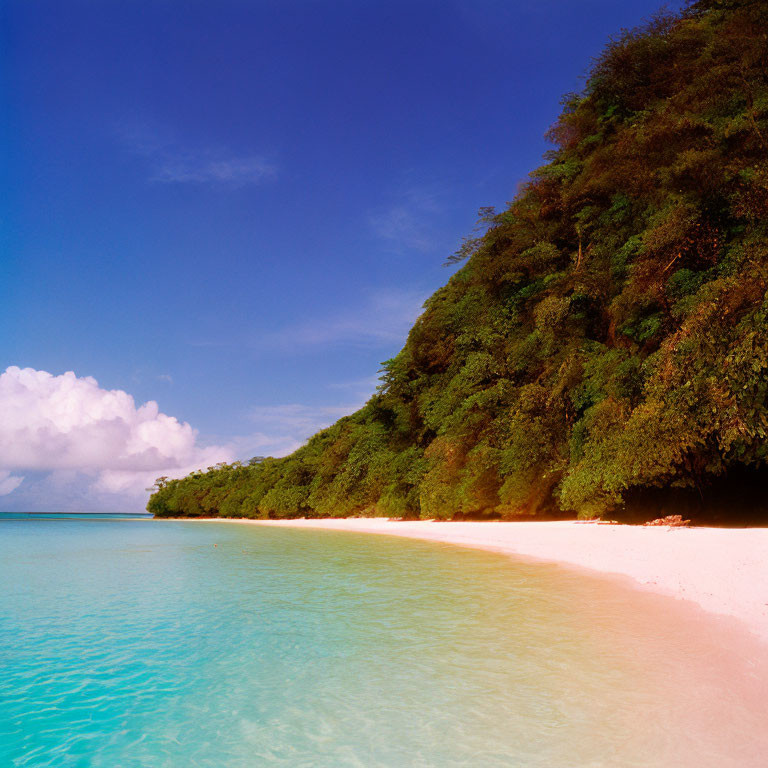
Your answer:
[0,513,151,520]
[1,519,766,767]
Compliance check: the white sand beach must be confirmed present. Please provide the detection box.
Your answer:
[193,517,768,642]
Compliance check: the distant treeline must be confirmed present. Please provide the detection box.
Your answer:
[150,0,768,521]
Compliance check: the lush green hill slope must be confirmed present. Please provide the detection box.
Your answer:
[149,0,768,521]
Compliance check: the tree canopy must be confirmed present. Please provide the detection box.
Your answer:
[149,0,768,522]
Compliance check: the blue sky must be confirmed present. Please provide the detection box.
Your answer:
[2,0,681,511]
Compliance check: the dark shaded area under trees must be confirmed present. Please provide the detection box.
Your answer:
[149,0,768,524]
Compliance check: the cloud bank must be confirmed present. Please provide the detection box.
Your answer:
[0,367,231,509]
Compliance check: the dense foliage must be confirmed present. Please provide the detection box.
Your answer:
[150,0,768,521]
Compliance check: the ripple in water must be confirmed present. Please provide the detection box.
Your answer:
[0,519,766,767]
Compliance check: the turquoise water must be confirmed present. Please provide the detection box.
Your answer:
[1,519,766,767]
[0,513,151,520]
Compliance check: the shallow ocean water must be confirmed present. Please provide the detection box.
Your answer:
[0,518,766,767]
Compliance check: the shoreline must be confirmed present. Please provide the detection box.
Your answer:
[166,517,768,643]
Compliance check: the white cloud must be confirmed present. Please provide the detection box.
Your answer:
[251,403,357,434]
[0,367,387,511]
[152,153,276,186]
[257,289,426,350]
[187,289,426,357]
[0,367,232,504]
[327,375,382,395]
[0,470,24,496]
[218,400,369,462]
[118,121,276,188]
[369,186,443,253]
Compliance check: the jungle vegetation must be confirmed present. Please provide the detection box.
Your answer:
[149,0,768,522]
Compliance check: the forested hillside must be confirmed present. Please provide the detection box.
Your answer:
[149,0,768,521]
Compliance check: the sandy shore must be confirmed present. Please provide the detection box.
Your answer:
[184,517,768,642]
